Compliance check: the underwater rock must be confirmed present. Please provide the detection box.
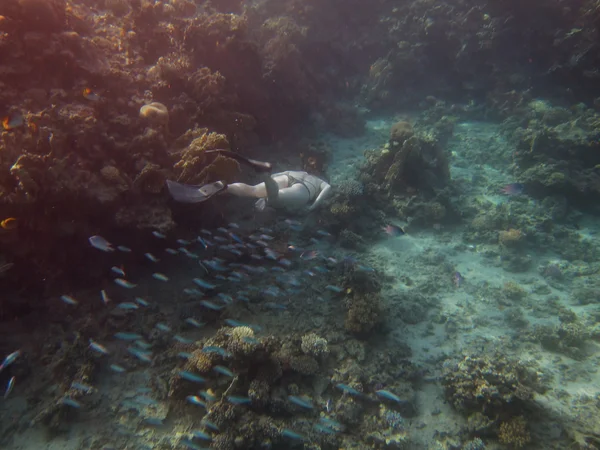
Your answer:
[16,0,67,32]
[132,162,167,194]
[115,202,175,231]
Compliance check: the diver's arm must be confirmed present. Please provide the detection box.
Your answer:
[308,181,332,211]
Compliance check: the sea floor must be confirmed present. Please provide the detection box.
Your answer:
[1,118,599,449]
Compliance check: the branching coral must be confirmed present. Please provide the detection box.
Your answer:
[498,416,531,448]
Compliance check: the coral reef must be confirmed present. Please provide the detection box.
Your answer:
[441,353,546,419]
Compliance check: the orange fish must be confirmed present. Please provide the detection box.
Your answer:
[83,88,100,101]
[2,114,24,130]
[1,218,18,229]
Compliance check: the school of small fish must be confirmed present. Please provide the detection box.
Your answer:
[1,215,408,447]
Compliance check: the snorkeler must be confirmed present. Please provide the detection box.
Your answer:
[166,150,332,213]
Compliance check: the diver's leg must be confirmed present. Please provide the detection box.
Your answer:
[227,175,288,199]
[226,182,261,198]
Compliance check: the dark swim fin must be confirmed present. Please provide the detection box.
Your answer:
[204,149,273,173]
[166,180,227,203]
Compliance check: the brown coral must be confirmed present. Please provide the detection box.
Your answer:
[389,120,414,144]
[289,355,319,375]
[132,163,167,194]
[498,416,531,448]
[174,130,235,184]
[345,292,381,335]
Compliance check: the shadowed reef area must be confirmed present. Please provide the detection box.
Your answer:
[1,1,600,449]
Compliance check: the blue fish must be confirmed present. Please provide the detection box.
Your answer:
[155,323,171,332]
[325,285,343,293]
[335,383,362,396]
[186,396,207,407]
[110,364,126,373]
[185,318,205,328]
[213,365,235,377]
[62,397,82,408]
[226,395,251,405]
[117,302,139,310]
[114,278,137,289]
[197,236,208,249]
[193,278,216,290]
[152,231,166,239]
[135,297,150,307]
[174,335,194,344]
[144,253,160,263]
[229,233,244,244]
[127,347,152,363]
[288,395,314,409]
[71,382,93,393]
[2,376,15,399]
[88,235,114,253]
[111,266,126,276]
[144,417,164,426]
[179,371,205,383]
[183,288,203,296]
[199,390,217,402]
[201,419,219,431]
[375,389,402,402]
[217,293,234,304]
[200,300,224,311]
[202,346,231,357]
[152,273,169,282]
[60,295,78,305]
[89,339,110,355]
[114,332,142,340]
[191,430,212,440]
[281,429,306,441]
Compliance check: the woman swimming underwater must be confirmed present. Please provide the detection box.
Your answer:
[166,150,332,213]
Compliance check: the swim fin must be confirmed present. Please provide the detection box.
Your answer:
[166,180,227,203]
[204,149,272,173]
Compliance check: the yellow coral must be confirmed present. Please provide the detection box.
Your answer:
[498,416,531,448]
[227,326,257,355]
[174,131,233,184]
[499,228,523,247]
[139,102,169,126]
[100,165,129,191]
[196,154,240,185]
